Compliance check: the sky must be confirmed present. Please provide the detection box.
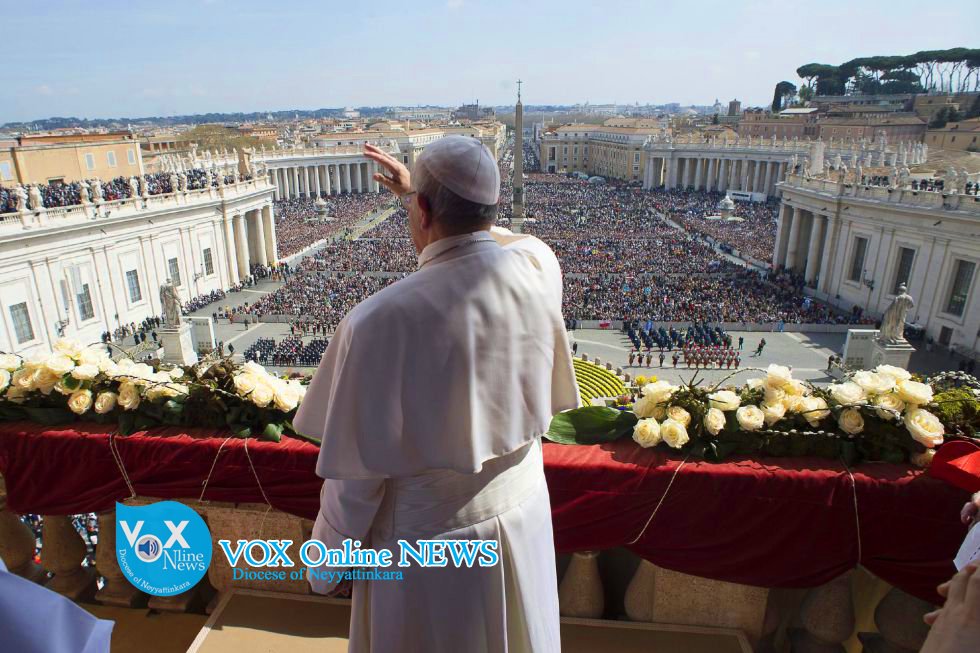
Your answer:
[3,0,977,124]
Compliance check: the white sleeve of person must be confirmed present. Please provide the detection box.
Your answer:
[308,477,386,594]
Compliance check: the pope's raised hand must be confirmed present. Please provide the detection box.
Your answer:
[364,143,411,197]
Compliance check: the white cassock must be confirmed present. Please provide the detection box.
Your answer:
[293,226,580,652]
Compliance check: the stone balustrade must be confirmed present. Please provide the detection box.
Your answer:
[0,480,936,652]
[782,174,980,214]
[0,176,272,234]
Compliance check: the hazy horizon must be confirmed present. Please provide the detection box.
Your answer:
[4,0,977,124]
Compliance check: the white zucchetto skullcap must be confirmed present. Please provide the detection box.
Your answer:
[416,135,500,205]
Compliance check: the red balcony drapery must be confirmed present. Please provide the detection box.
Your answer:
[0,421,967,603]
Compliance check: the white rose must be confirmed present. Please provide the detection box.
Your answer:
[632,418,662,448]
[70,363,99,381]
[33,368,61,395]
[746,377,765,390]
[736,405,765,431]
[67,389,93,415]
[94,391,118,414]
[873,393,905,421]
[118,382,141,411]
[53,338,84,359]
[291,381,307,403]
[12,368,35,391]
[852,371,896,396]
[274,383,301,412]
[703,407,726,436]
[666,405,691,427]
[904,408,944,448]
[642,380,676,404]
[911,449,936,468]
[250,381,275,408]
[764,385,786,405]
[782,394,806,414]
[761,401,787,426]
[784,380,808,397]
[765,364,793,388]
[897,380,933,407]
[243,361,267,376]
[0,353,21,372]
[660,419,690,449]
[837,408,865,435]
[234,372,258,396]
[167,367,185,381]
[78,346,109,366]
[829,382,866,406]
[0,369,10,392]
[875,364,912,383]
[45,354,75,376]
[801,396,830,427]
[98,358,119,376]
[53,379,74,396]
[708,389,741,412]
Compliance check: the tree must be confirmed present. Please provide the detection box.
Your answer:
[929,107,951,129]
[712,113,720,125]
[772,81,797,112]
[798,85,814,104]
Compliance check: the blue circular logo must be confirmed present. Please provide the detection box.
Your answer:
[115,501,213,597]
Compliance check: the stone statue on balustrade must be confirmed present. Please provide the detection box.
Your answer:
[832,153,842,170]
[127,176,140,199]
[28,184,44,211]
[957,169,970,194]
[879,285,914,345]
[13,185,27,212]
[140,176,149,198]
[168,172,179,194]
[837,165,848,184]
[91,179,103,203]
[78,179,90,204]
[160,279,182,327]
[898,167,911,189]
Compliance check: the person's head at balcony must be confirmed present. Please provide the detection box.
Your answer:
[365,135,499,254]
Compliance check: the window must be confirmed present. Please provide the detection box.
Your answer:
[84,153,95,170]
[634,152,641,163]
[945,260,976,317]
[76,283,95,321]
[0,161,11,181]
[892,247,915,295]
[125,269,142,302]
[106,151,117,167]
[203,248,214,276]
[127,148,137,165]
[9,302,34,344]
[168,257,181,286]
[848,237,868,282]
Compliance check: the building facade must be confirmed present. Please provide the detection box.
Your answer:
[0,176,276,356]
[926,118,980,152]
[538,122,661,181]
[0,132,145,186]
[777,175,980,352]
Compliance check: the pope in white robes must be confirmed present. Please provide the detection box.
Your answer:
[293,135,579,652]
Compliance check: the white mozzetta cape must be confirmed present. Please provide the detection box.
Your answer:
[294,227,580,479]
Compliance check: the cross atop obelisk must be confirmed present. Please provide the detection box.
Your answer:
[512,80,525,233]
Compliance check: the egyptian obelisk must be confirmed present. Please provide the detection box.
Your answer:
[512,80,525,233]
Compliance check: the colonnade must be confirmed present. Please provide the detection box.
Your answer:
[773,203,839,293]
[644,155,787,196]
[223,204,277,285]
[267,160,380,201]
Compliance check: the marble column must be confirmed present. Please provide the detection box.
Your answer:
[223,216,240,285]
[352,162,362,193]
[331,165,341,195]
[818,216,840,294]
[785,206,803,272]
[342,164,352,194]
[263,204,278,263]
[234,213,250,279]
[740,159,749,190]
[763,162,774,196]
[252,210,268,266]
[729,159,738,191]
[323,165,332,195]
[774,204,790,268]
[752,160,762,193]
[804,214,826,285]
[290,167,299,199]
[718,159,727,192]
[313,165,321,198]
[304,167,312,197]
[694,158,703,190]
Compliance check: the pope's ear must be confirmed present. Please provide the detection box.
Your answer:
[416,193,433,225]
